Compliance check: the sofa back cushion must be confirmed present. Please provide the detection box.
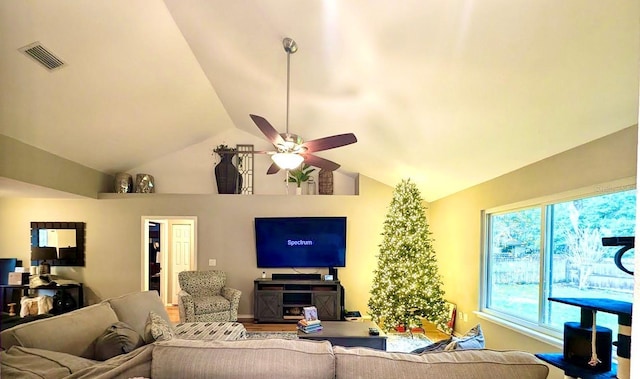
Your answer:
[333,347,549,379]
[107,290,172,340]
[151,338,335,379]
[0,302,118,359]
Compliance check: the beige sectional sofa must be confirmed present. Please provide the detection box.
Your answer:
[0,291,549,379]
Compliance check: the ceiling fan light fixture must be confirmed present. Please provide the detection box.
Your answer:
[272,153,304,169]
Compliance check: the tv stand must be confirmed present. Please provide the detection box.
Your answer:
[254,278,342,323]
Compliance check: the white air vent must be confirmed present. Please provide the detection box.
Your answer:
[19,42,65,71]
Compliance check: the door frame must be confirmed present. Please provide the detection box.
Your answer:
[141,216,197,305]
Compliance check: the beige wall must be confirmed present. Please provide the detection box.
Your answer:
[0,174,393,316]
[428,125,637,378]
[0,134,112,197]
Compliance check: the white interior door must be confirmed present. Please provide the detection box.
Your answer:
[170,223,193,304]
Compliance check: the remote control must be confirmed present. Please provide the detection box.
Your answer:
[368,328,379,336]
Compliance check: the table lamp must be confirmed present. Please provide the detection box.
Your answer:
[31,246,57,275]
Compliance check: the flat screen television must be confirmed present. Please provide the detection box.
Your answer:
[255,217,347,268]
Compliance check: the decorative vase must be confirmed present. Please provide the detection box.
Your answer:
[295,187,302,195]
[215,153,241,194]
[135,174,155,193]
[318,169,333,195]
[114,173,133,193]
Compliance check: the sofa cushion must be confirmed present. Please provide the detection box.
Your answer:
[0,302,118,359]
[193,295,230,314]
[107,290,172,340]
[151,338,335,379]
[144,311,175,342]
[333,347,549,379]
[448,324,485,350]
[94,321,145,360]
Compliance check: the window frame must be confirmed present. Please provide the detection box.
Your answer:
[479,177,636,342]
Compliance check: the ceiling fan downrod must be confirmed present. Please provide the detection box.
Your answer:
[283,37,297,136]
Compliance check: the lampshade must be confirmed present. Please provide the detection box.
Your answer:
[272,153,304,169]
[31,246,57,261]
[58,247,77,260]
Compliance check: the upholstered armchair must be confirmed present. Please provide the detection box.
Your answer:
[177,270,241,323]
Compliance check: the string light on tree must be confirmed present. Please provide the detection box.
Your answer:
[368,179,449,331]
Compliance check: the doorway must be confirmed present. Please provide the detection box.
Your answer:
[142,217,197,305]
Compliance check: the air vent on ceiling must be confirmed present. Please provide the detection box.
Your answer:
[19,42,66,71]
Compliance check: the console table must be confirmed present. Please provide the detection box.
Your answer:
[254,279,342,323]
[0,283,84,316]
[535,297,632,379]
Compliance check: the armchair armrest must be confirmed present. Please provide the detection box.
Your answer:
[221,287,242,321]
[177,290,195,323]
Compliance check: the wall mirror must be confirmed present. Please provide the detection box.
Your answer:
[30,222,85,266]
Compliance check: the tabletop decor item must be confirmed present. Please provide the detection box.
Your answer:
[318,169,333,195]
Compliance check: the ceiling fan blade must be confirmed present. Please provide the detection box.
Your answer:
[303,154,341,171]
[250,114,285,146]
[266,162,281,175]
[303,133,357,153]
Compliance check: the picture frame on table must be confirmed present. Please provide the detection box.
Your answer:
[303,306,318,321]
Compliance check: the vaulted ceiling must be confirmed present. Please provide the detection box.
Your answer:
[1,1,638,200]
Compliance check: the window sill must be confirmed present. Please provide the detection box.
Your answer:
[475,311,563,349]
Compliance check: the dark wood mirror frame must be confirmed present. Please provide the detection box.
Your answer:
[30,222,86,267]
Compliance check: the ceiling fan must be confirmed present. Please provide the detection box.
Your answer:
[250,37,357,175]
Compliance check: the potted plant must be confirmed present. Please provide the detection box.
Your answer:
[213,144,237,158]
[288,164,315,195]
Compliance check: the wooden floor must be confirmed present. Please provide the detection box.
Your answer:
[166,305,449,339]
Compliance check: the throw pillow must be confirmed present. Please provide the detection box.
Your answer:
[94,321,145,361]
[446,324,485,350]
[144,310,175,343]
[410,337,453,354]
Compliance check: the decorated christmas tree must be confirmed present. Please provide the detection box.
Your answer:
[368,179,449,331]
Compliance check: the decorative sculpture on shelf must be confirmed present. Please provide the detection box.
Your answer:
[135,173,155,193]
[114,173,133,193]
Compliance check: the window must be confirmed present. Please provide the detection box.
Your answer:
[482,186,635,338]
